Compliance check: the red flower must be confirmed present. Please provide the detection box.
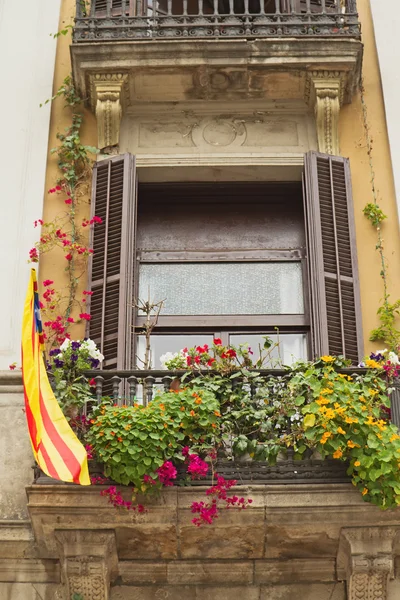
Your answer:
[42,279,53,287]
[90,216,103,225]
[89,378,96,386]
[83,290,93,296]
[213,338,222,346]
[33,219,43,228]
[186,356,192,366]
[207,358,216,366]
[29,248,39,262]
[65,198,72,205]
[65,253,73,261]
[67,317,74,323]
[56,185,61,191]
[9,363,17,371]
[81,219,89,227]
[79,313,91,321]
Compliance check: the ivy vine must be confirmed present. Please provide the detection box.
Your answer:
[359,78,400,351]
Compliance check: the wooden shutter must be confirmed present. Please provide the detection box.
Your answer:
[93,0,134,17]
[87,154,137,370]
[303,151,363,362]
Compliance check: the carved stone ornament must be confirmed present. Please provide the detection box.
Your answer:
[305,71,346,155]
[89,73,129,150]
[55,530,118,600]
[337,527,400,600]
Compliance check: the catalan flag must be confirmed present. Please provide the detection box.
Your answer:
[21,269,90,485]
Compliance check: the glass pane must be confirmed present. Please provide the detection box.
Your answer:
[136,335,214,369]
[229,333,308,366]
[139,263,304,315]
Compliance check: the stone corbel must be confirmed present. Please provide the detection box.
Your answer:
[305,71,346,155]
[337,527,399,600]
[55,530,118,600]
[89,73,129,151]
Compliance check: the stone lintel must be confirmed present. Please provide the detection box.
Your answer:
[305,70,346,155]
[55,529,118,600]
[89,73,128,151]
[337,527,400,600]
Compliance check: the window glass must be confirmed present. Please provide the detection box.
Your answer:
[136,335,214,369]
[138,262,304,316]
[229,333,308,366]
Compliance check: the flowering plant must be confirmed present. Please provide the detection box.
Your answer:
[48,338,103,416]
[88,387,220,489]
[161,337,278,374]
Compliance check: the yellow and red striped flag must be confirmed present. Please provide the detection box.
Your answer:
[21,269,90,485]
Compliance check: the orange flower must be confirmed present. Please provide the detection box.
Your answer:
[214,410,221,417]
[347,440,358,448]
[195,398,202,405]
[320,431,332,444]
[159,404,165,411]
[362,488,368,496]
[110,431,116,436]
[117,436,123,442]
[333,448,343,459]
[390,433,400,442]
[337,427,346,435]
[99,431,104,436]
[211,423,217,428]
[180,406,185,412]
[354,460,361,467]
[190,410,196,417]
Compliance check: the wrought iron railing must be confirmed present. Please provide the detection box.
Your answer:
[84,367,400,427]
[73,0,360,42]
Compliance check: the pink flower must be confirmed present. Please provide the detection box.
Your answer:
[29,248,39,262]
[42,280,54,287]
[33,219,43,228]
[79,313,91,321]
[83,290,93,296]
[9,363,17,371]
[90,216,103,225]
[65,198,72,205]
[156,461,177,487]
[67,317,74,323]
[65,253,73,261]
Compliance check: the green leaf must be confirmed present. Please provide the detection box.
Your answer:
[295,396,305,406]
[304,414,316,429]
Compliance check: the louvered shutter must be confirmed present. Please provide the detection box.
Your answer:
[303,151,363,362]
[93,0,134,17]
[87,154,137,370]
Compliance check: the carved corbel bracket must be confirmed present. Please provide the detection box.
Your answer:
[305,70,346,155]
[55,529,118,600]
[337,527,400,600]
[89,73,129,151]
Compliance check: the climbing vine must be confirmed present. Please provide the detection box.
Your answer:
[359,78,400,351]
[30,76,99,349]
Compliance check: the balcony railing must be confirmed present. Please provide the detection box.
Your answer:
[73,0,360,42]
[84,367,400,429]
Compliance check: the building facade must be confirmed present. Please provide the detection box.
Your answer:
[1,0,400,599]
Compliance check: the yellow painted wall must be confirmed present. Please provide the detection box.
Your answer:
[40,0,400,355]
[340,0,400,353]
[40,0,97,341]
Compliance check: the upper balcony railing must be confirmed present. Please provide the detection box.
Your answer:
[73,0,360,42]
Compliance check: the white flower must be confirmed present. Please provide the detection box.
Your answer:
[81,338,104,361]
[160,351,181,369]
[60,339,71,352]
[376,349,388,355]
[388,352,400,365]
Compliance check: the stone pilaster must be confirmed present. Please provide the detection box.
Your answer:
[305,70,345,155]
[337,527,399,600]
[89,73,128,151]
[55,530,118,600]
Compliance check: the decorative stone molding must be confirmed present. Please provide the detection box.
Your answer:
[305,71,346,155]
[337,527,400,600]
[89,74,129,150]
[55,530,118,600]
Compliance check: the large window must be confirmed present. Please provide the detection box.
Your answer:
[134,182,309,368]
[88,152,363,371]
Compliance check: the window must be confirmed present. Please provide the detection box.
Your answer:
[134,181,309,368]
[87,152,363,372]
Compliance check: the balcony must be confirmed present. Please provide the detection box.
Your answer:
[73,0,360,42]
[70,0,363,153]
